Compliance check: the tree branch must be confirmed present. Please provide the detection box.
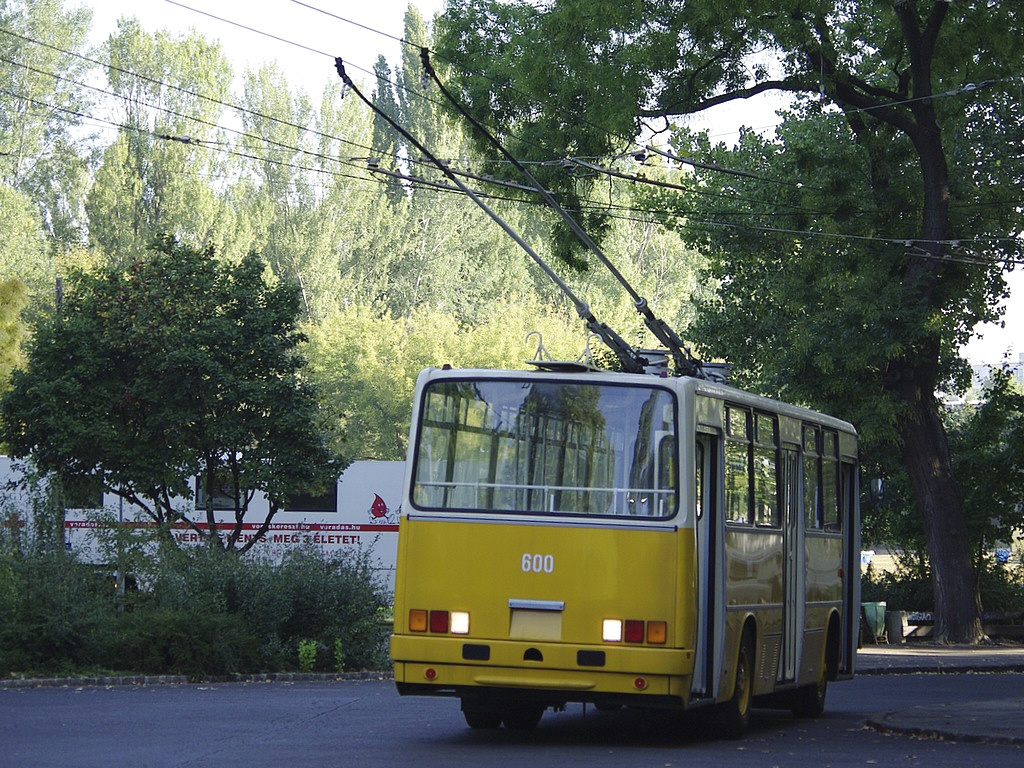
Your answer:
[239,501,280,555]
[641,77,806,117]
[110,487,158,524]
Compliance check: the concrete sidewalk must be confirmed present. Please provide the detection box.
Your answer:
[858,642,1024,675]
[857,643,1024,745]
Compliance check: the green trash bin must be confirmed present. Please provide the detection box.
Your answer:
[862,601,887,643]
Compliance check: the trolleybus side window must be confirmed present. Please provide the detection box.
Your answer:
[822,430,841,531]
[411,379,678,519]
[802,425,820,529]
[841,459,856,532]
[724,406,780,528]
[753,413,780,527]
[803,425,842,532]
[695,439,705,519]
[724,406,750,524]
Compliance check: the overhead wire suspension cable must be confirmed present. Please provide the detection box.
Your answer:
[418,48,702,378]
[334,56,646,374]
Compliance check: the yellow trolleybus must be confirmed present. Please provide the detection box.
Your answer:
[391,365,859,735]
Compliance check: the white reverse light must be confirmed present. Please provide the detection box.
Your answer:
[451,611,470,635]
[602,619,623,643]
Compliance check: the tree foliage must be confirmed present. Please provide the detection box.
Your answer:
[0,277,27,399]
[0,237,343,552]
[437,0,1024,642]
[0,185,48,311]
[304,295,595,460]
[440,3,1024,647]
[0,0,94,253]
[86,19,235,263]
[0,1,707,543]
[948,372,1024,564]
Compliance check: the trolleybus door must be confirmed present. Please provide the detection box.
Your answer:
[779,447,804,683]
[840,460,860,676]
[692,430,725,700]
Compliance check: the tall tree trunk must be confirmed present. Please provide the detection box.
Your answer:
[890,352,985,644]
[884,2,984,643]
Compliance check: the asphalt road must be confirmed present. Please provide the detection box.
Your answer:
[2,674,1021,768]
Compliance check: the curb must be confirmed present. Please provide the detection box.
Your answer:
[0,670,393,690]
[865,700,1024,746]
[857,662,1024,676]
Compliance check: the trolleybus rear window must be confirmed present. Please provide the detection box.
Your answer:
[411,379,677,519]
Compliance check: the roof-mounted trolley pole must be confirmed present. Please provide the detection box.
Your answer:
[334,58,646,374]
[419,49,703,379]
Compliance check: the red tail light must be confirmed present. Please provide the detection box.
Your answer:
[624,620,645,643]
[429,610,449,633]
[603,618,668,645]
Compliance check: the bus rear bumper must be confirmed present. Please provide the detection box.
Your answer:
[392,635,695,706]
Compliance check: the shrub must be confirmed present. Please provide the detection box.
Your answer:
[297,639,319,672]
[0,546,119,675]
[103,608,261,676]
[976,557,1024,614]
[0,540,391,677]
[861,551,1024,616]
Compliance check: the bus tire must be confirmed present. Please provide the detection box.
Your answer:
[718,630,754,739]
[462,700,501,729]
[790,664,828,718]
[502,703,544,730]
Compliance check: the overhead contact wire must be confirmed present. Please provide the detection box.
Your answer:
[334,56,646,374]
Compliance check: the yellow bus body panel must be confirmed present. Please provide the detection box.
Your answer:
[392,516,697,704]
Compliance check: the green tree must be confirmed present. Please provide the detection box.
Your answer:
[948,371,1024,569]
[234,65,354,321]
[304,295,592,460]
[0,237,344,553]
[0,277,27,396]
[0,0,93,255]
[864,370,1024,612]
[335,10,547,324]
[437,0,1024,643]
[0,184,48,308]
[370,55,405,203]
[86,19,235,263]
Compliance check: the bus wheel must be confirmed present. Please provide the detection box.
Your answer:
[790,665,828,718]
[461,700,501,729]
[502,704,544,730]
[719,632,754,739]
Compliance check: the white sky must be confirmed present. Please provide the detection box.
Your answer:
[77,0,1020,366]
[81,0,447,90]
[963,270,1021,366]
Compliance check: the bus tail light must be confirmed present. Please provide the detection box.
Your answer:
[647,621,667,645]
[450,611,470,634]
[624,620,645,643]
[602,618,667,645]
[602,619,622,642]
[409,609,470,634]
[429,610,450,633]
[409,609,428,632]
